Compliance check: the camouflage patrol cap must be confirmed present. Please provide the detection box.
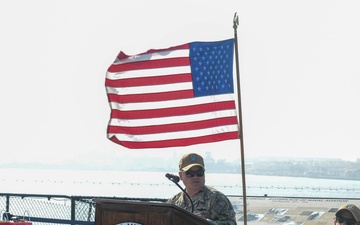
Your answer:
[336,204,360,222]
[179,153,204,171]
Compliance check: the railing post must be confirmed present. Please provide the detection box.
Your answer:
[71,197,76,225]
[5,195,9,212]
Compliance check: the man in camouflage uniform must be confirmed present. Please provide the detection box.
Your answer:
[167,153,237,225]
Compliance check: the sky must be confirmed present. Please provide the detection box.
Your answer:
[1,0,360,166]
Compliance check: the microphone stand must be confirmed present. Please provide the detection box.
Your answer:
[166,175,194,213]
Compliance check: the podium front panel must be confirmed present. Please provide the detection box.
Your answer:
[94,198,212,225]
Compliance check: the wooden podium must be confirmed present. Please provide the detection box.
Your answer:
[94,198,213,225]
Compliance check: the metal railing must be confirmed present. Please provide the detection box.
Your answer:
[0,193,166,225]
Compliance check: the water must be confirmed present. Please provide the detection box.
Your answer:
[1,168,359,199]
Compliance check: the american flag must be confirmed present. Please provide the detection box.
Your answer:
[105,39,239,149]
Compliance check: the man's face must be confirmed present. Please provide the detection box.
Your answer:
[179,166,205,194]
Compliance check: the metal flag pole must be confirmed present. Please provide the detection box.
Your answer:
[233,12,248,225]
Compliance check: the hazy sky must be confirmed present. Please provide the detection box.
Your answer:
[1,0,360,166]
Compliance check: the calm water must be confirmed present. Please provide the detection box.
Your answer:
[1,168,359,199]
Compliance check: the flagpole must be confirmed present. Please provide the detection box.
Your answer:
[233,12,248,225]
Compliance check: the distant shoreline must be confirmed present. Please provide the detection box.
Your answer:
[1,165,359,182]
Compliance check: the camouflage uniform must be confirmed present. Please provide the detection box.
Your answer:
[167,185,237,225]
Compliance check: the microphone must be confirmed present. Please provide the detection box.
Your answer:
[165,172,194,213]
[165,173,180,183]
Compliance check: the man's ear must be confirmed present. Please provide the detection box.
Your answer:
[178,172,183,180]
